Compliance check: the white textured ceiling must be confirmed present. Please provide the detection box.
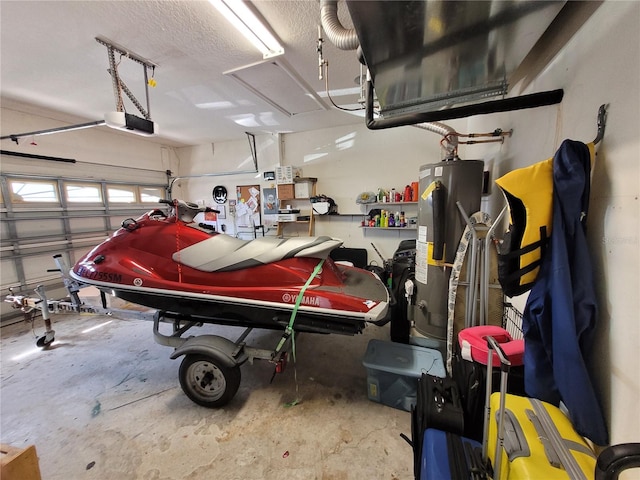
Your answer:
[0,0,364,146]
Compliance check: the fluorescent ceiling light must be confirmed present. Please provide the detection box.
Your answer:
[210,0,284,59]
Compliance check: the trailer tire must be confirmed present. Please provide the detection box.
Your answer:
[178,354,241,408]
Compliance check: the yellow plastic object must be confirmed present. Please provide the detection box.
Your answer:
[488,393,596,479]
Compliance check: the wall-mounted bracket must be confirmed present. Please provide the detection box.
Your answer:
[593,104,607,145]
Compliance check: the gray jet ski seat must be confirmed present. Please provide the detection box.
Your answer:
[172,235,343,272]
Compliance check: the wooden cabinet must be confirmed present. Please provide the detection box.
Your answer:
[276,177,317,237]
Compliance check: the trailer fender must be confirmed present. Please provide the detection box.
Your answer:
[169,335,248,367]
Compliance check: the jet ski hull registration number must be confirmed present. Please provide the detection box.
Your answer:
[77,266,122,283]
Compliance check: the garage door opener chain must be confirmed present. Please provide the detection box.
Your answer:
[275,258,325,407]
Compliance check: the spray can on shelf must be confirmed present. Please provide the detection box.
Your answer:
[404,185,412,202]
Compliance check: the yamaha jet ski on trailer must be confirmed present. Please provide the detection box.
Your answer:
[70,199,389,335]
[65,199,390,407]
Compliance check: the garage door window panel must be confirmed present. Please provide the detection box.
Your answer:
[8,179,58,203]
[108,185,137,203]
[140,186,163,203]
[65,183,102,203]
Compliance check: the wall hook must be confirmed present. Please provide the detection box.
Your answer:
[593,104,607,145]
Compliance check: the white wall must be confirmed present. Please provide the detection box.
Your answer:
[0,103,177,180]
[174,122,470,252]
[280,122,464,212]
[279,121,470,260]
[465,1,640,446]
[171,133,281,236]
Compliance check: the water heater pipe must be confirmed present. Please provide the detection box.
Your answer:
[413,122,459,158]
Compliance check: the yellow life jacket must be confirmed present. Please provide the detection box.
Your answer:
[494,143,595,297]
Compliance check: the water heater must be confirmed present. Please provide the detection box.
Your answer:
[411,158,484,348]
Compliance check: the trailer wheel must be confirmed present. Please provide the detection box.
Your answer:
[178,354,241,408]
[36,335,54,348]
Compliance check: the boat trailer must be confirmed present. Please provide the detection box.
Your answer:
[4,257,293,408]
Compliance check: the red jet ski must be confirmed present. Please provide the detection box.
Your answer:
[70,199,390,336]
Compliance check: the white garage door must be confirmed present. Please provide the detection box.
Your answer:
[0,171,167,325]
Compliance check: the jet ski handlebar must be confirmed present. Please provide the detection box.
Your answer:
[160,199,220,224]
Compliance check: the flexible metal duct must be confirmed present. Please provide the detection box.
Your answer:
[413,122,459,158]
[320,0,359,51]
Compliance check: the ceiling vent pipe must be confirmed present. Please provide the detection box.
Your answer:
[320,0,359,50]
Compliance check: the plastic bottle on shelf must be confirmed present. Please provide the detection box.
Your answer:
[404,185,412,202]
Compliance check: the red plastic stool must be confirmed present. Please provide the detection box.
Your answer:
[458,325,524,367]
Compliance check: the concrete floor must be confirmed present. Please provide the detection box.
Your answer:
[1,301,415,479]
